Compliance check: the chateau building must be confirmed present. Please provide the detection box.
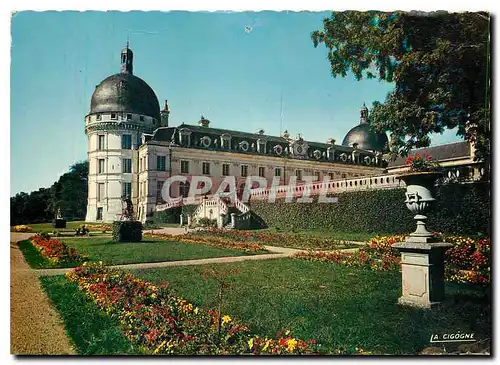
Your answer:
[84,45,480,223]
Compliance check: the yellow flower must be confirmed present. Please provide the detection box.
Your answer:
[154,340,166,354]
[222,315,232,324]
[194,307,199,314]
[262,339,271,352]
[248,338,254,349]
[286,338,298,352]
[285,330,290,336]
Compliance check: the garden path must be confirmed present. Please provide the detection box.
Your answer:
[10,232,76,355]
[32,244,309,276]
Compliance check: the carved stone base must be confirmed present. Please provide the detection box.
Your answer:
[392,240,452,309]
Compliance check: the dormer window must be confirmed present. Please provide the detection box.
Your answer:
[179,128,192,147]
[96,114,102,121]
[221,134,232,149]
[111,113,117,120]
[127,114,132,120]
[140,115,144,121]
[257,139,266,153]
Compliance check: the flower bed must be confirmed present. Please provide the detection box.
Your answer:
[85,224,111,230]
[12,225,32,232]
[145,232,267,253]
[191,228,351,250]
[66,262,318,355]
[30,235,88,264]
[293,234,490,285]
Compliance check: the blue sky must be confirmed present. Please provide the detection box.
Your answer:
[10,11,462,195]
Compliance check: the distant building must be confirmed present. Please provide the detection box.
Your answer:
[84,45,484,223]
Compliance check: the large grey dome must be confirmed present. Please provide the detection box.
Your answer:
[89,44,160,121]
[342,123,389,152]
[90,73,160,121]
[342,104,389,152]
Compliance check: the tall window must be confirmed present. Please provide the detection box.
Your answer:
[122,182,132,198]
[179,181,190,197]
[157,156,166,171]
[258,166,265,177]
[96,207,103,221]
[98,135,105,150]
[97,183,105,201]
[122,159,132,173]
[222,163,230,176]
[98,159,105,174]
[202,162,211,175]
[275,167,282,177]
[296,169,302,181]
[314,171,321,181]
[328,172,335,180]
[121,134,132,149]
[156,181,165,203]
[241,165,248,177]
[181,160,190,174]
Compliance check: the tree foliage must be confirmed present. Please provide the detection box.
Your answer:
[312,11,491,162]
[10,161,88,225]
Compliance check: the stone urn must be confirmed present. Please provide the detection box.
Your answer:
[397,171,442,241]
[392,171,452,309]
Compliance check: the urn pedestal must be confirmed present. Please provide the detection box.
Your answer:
[392,172,452,309]
[392,241,452,308]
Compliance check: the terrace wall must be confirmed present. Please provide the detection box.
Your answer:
[249,182,490,236]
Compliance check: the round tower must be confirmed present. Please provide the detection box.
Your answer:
[84,43,160,222]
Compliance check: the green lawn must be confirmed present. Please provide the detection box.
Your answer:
[133,259,491,355]
[257,227,381,242]
[39,276,138,355]
[13,221,106,234]
[58,237,262,266]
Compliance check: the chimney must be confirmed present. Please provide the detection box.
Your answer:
[160,99,170,127]
[199,115,210,127]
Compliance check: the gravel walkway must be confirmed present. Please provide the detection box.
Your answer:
[10,233,76,355]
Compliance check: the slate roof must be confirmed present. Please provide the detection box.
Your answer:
[388,141,471,167]
[151,124,364,153]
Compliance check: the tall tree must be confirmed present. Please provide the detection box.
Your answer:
[10,160,88,225]
[312,11,491,162]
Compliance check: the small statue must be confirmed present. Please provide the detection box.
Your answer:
[121,196,134,221]
[56,207,62,219]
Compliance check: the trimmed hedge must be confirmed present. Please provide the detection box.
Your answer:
[249,182,490,236]
[152,207,181,224]
[112,221,143,242]
[53,219,67,229]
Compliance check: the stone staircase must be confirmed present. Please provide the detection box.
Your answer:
[189,195,251,229]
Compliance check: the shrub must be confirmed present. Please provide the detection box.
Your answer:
[53,219,67,229]
[197,217,217,227]
[152,207,181,224]
[250,182,490,236]
[75,225,89,236]
[112,221,143,242]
